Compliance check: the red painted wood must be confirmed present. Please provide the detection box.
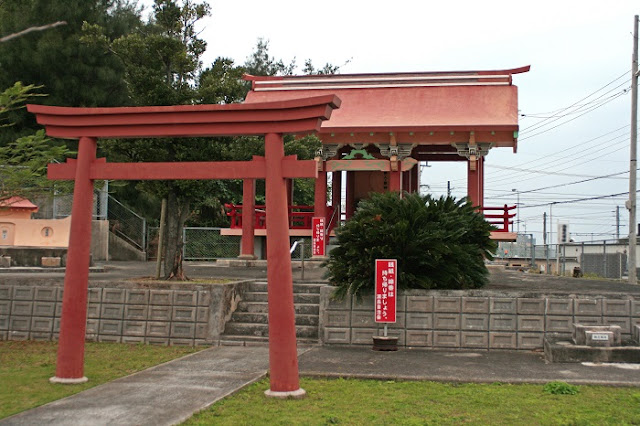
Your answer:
[389,166,402,192]
[264,132,301,393]
[467,159,480,208]
[241,179,256,258]
[314,171,327,221]
[54,137,96,380]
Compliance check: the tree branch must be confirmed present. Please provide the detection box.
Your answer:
[0,21,67,43]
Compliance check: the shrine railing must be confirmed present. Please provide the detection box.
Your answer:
[225,204,337,234]
[482,204,516,232]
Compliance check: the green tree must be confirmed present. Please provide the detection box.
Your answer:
[325,192,497,299]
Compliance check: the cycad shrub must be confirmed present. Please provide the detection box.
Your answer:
[325,192,497,299]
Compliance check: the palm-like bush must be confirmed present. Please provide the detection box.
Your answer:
[325,192,497,299]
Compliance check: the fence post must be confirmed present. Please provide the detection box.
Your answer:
[142,218,147,260]
[182,227,187,258]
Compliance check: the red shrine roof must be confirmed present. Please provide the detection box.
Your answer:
[0,196,38,211]
[243,66,529,148]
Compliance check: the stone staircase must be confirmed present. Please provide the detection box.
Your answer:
[220,280,324,345]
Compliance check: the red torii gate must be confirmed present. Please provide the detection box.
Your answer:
[27,94,341,398]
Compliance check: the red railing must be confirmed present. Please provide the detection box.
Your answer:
[482,204,516,232]
[225,204,336,233]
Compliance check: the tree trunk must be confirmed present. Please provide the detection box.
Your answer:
[164,188,190,280]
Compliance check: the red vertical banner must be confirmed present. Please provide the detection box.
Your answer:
[312,216,325,256]
[375,259,397,323]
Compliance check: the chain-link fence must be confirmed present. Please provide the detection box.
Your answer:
[107,196,146,251]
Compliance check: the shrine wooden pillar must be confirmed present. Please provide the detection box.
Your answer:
[240,178,256,259]
[50,136,96,383]
[467,156,484,209]
[264,133,304,398]
[345,171,355,220]
[314,170,327,220]
[389,163,402,193]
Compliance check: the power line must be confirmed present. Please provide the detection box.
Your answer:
[522,190,638,209]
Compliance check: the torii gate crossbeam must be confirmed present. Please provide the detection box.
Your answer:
[27,95,341,398]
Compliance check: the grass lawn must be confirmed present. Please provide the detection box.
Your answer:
[185,377,640,425]
[0,341,202,419]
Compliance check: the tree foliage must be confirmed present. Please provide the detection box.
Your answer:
[325,192,497,300]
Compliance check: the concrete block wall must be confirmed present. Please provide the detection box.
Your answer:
[319,287,640,350]
[0,283,246,345]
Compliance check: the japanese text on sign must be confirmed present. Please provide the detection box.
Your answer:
[312,217,325,256]
[375,259,397,323]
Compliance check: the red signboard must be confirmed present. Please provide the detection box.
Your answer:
[375,259,397,323]
[312,217,325,256]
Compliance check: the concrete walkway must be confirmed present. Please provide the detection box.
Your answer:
[2,345,639,426]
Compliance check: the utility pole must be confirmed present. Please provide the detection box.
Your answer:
[616,206,620,240]
[447,181,451,196]
[628,15,638,284]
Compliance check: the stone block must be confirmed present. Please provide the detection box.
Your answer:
[0,287,12,299]
[585,330,614,347]
[147,321,170,337]
[197,291,212,307]
[517,333,544,349]
[122,336,145,344]
[34,287,57,301]
[125,289,149,305]
[194,340,211,347]
[325,310,350,328]
[462,297,489,314]
[433,331,460,348]
[125,305,148,320]
[433,297,461,313]
[146,337,169,345]
[461,314,488,331]
[41,257,61,267]
[170,338,195,346]
[102,288,126,304]
[53,318,60,333]
[13,287,34,300]
[31,332,52,341]
[352,295,375,311]
[0,316,8,330]
[633,324,640,343]
[375,329,405,346]
[461,331,488,348]
[173,306,197,322]
[56,289,63,301]
[86,319,99,334]
[98,335,122,343]
[148,306,172,321]
[574,316,602,326]
[101,304,125,320]
[55,302,62,317]
[632,299,640,316]
[490,298,517,314]
[406,312,433,329]
[174,291,197,306]
[546,298,573,315]
[517,316,544,332]
[326,295,350,309]
[123,321,146,336]
[574,299,602,316]
[31,317,54,332]
[33,302,55,317]
[546,316,573,333]
[490,315,516,331]
[10,317,31,331]
[406,296,433,312]
[11,301,32,316]
[9,331,29,341]
[517,298,545,315]
[0,256,10,267]
[149,290,173,306]
[87,303,100,319]
[603,299,630,316]
[88,288,102,303]
[405,330,432,347]
[99,320,123,335]
[351,310,375,328]
[196,307,209,323]
[489,332,516,349]
[434,313,460,330]
[573,324,621,345]
[351,328,377,345]
[324,328,351,344]
[171,322,195,338]
[603,317,631,334]
[0,301,9,316]
[195,323,207,340]
[0,331,7,340]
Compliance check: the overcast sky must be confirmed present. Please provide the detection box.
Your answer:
[142,0,639,244]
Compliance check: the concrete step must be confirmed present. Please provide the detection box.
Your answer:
[235,302,319,315]
[246,281,323,294]
[223,322,318,339]
[230,312,319,326]
[218,335,319,346]
[242,291,320,304]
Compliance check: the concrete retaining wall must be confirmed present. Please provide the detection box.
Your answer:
[319,287,640,350]
[0,281,247,345]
